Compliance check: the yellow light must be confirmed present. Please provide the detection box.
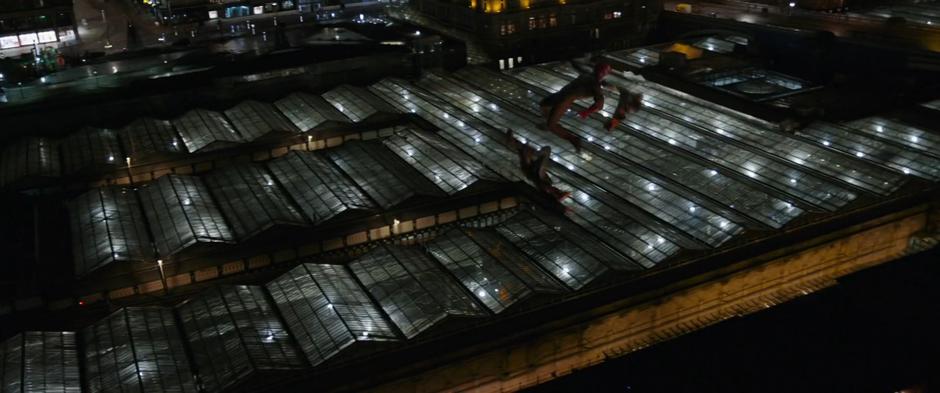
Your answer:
[484,0,503,13]
[470,0,477,8]
[520,0,530,8]
[559,0,566,4]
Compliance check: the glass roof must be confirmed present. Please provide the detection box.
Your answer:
[119,118,185,159]
[604,48,660,68]
[1,332,80,393]
[325,141,445,209]
[204,163,306,240]
[511,65,861,211]
[69,187,153,276]
[275,92,350,132]
[465,67,802,229]
[420,71,741,247]
[693,37,736,54]
[921,98,940,111]
[800,122,940,181]
[224,100,299,141]
[177,285,305,393]
[172,109,243,153]
[384,129,502,195]
[266,263,399,367]
[321,85,397,122]
[138,175,235,258]
[82,307,197,393]
[607,73,904,196]
[369,79,524,182]
[350,245,487,339]
[0,137,60,187]
[496,209,643,289]
[843,117,940,160]
[267,151,375,225]
[61,127,123,174]
[428,228,566,313]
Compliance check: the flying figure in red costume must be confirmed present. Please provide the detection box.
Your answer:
[538,62,612,152]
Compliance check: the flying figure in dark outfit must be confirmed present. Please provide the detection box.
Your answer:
[505,129,571,203]
[538,62,612,152]
[605,87,643,131]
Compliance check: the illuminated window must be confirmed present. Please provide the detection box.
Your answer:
[37,30,56,43]
[549,13,558,27]
[528,16,536,30]
[613,11,622,18]
[0,35,20,49]
[18,32,39,45]
[500,22,516,35]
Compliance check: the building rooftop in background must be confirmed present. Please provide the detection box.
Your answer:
[0,34,938,392]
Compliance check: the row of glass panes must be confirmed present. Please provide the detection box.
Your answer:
[459,66,803,229]
[417,73,738,249]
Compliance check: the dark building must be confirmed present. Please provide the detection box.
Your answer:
[408,0,661,66]
[0,0,77,56]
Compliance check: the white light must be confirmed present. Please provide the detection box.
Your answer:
[822,140,830,146]
[40,76,46,83]
[587,136,593,142]
[875,125,883,133]
[646,183,656,191]
[604,145,610,150]
[855,151,864,158]
[902,167,911,174]
[789,2,795,6]
[790,178,797,184]
[668,138,676,145]
[157,259,163,266]
[112,66,118,73]
[393,218,400,226]
[656,236,665,244]
[474,137,481,143]
[107,154,114,162]
[478,290,486,297]
[910,135,919,143]
[689,205,696,212]
[708,169,718,176]
[415,30,421,36]
[327,303,334,309]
